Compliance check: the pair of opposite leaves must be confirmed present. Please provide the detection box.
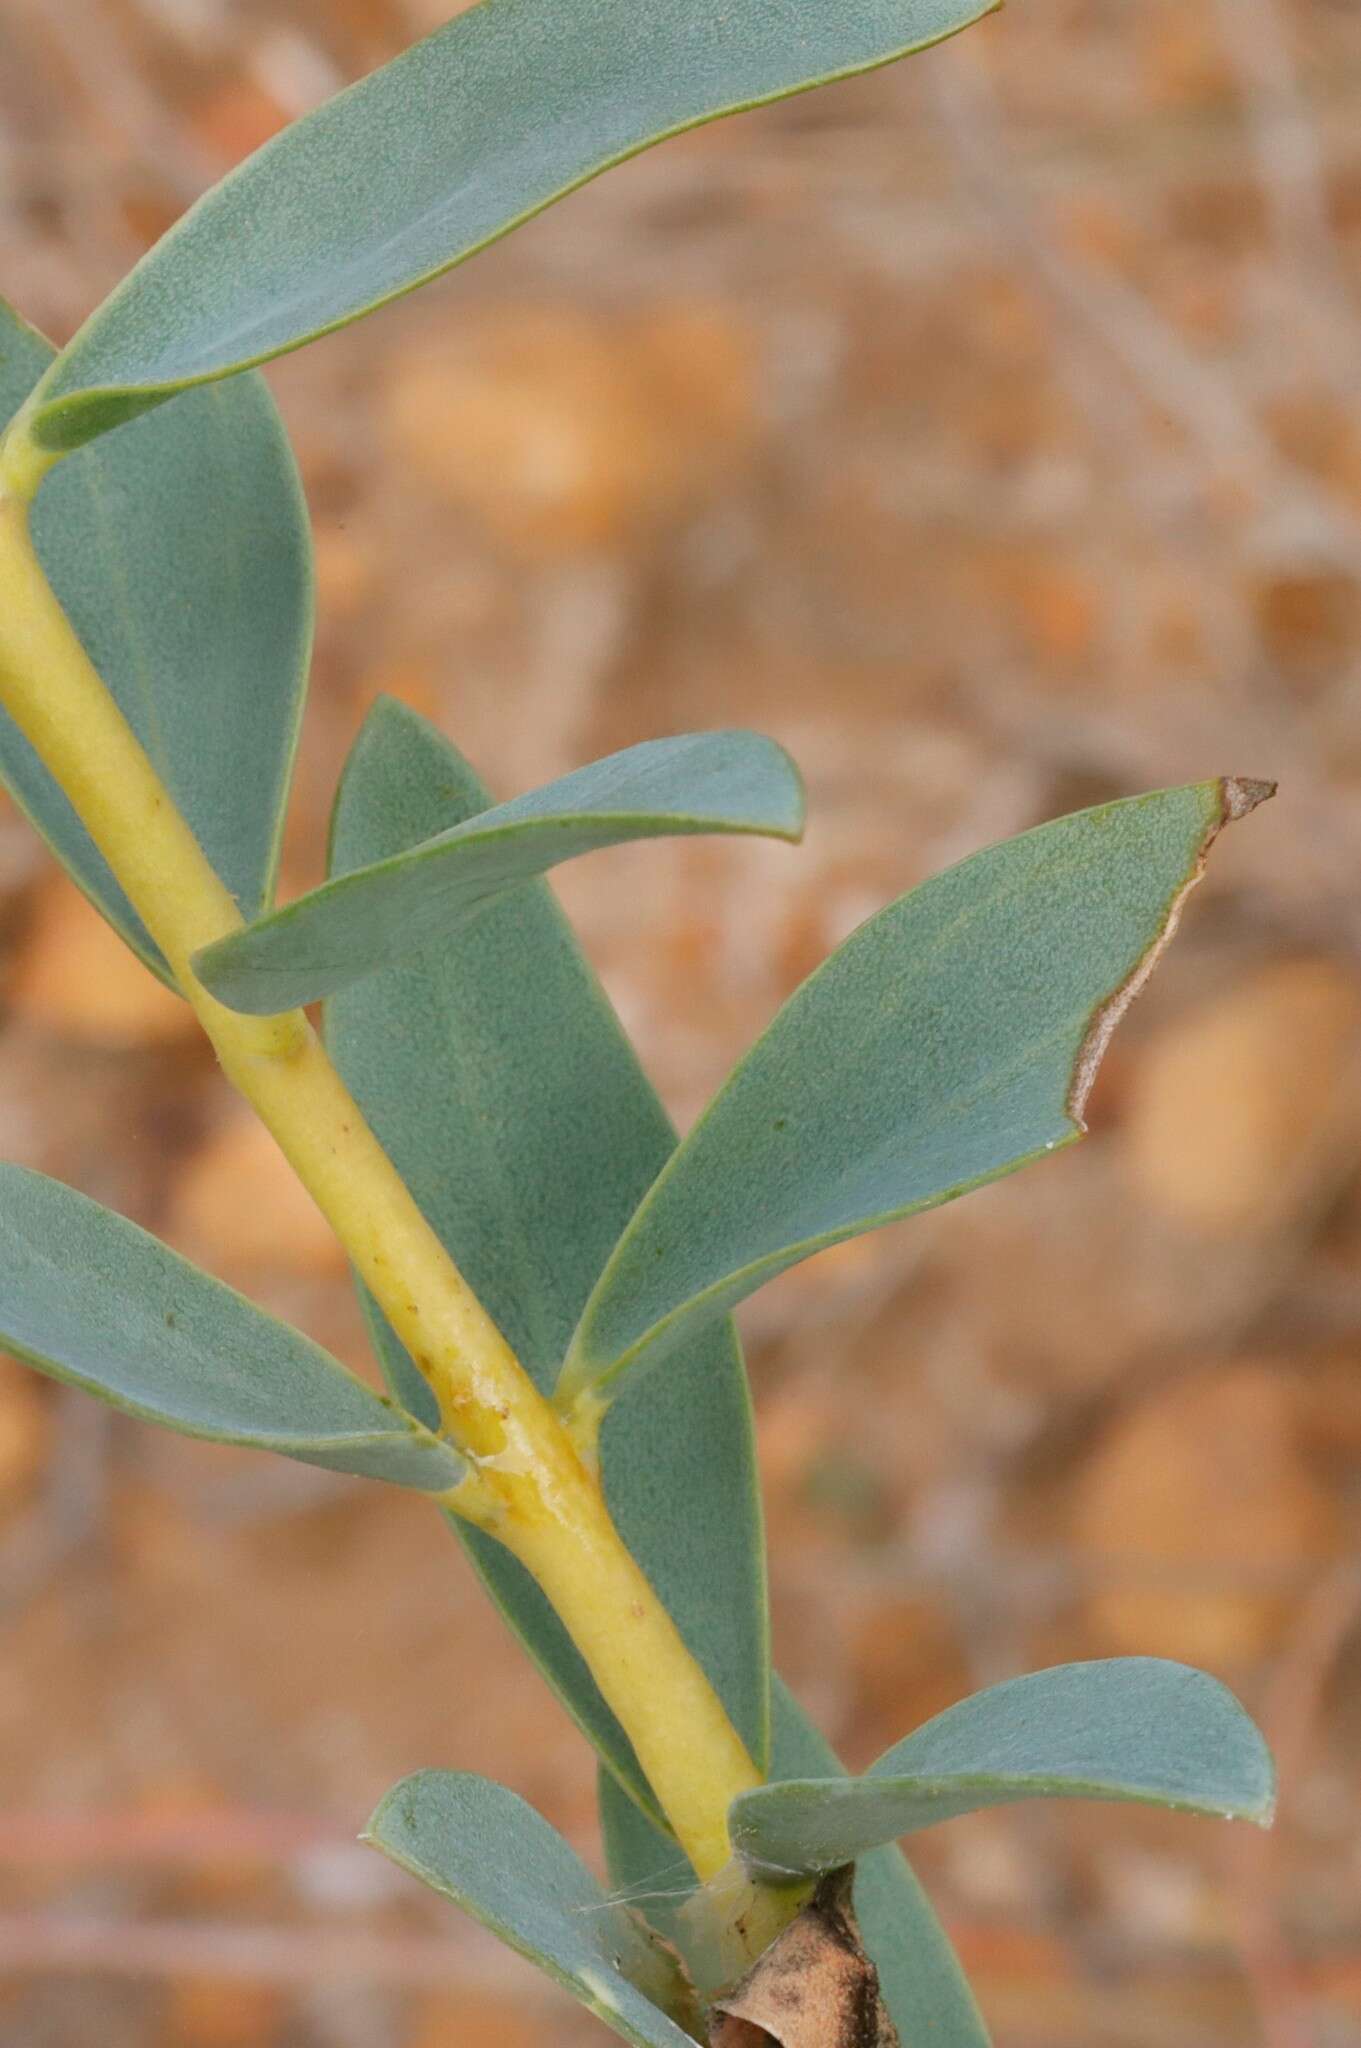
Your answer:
[366,1658,1272,2048]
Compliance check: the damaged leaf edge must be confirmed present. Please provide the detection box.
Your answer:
[1067,775,1275,1125]
[563,774,1276,1403]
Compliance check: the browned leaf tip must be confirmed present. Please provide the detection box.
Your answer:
[709,1869,900,2048]
[1066,773,1276,1126]
[1221,776,1276,822]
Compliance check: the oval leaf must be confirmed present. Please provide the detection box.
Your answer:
[0,1163,462,1491]
[325,701,770,1821]
[601,1677,991,2047]
[197,728,803,1014]
[0,296,311,982]
[365,1771,697,2048]
[20,0,997,452]
[731,1660,1276,1879]
[561,779,1273,1402]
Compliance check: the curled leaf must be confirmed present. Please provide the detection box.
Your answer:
[198,727,804,1014]
[710,1868,898,2048]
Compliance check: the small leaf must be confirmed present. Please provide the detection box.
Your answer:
[601,1679,991,2048]
[365,1771,697,2048]
[326,701,770,1819]
[20,0,997,451]
[0,1163,462,1491]
[561,779,1273,1403]
[731,1660,1276,1879]
[197,728,803,1013]
[0,296,311,983]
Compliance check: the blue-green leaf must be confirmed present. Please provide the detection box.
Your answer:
[18,0,997,453]
[0,296,311,983]
[601,1678,991,2046]
[731,1660,1276,1880]
[0,1163,463,1491]
[562,779,1273,1403]
[366,1771,696,2048]
[326,700,769,1822]
[196,729,802,1014]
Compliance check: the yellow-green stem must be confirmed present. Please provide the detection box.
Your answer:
[0,480,765,1889]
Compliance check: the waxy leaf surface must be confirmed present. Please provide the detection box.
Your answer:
[601,1678,991,2046]
[0,298,310,982]
[366,1771,695,2048]
[326,701,769,1821]
[24,0,995,450]
[563,780,1268,1401]
[731,1659,1275,1879]
[0,1163,463,1490]
[198,730,802,1013]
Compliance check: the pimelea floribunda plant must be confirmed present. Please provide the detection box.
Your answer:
[0,5,1276,2042]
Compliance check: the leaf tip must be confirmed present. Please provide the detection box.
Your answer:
[1245,1746,1279,1831]
[775,741,809,845]
[1221,775,1276,823]
[362,1768,437,1858]
[1220,1783,1276,1830]
[1066,776,1273,1127]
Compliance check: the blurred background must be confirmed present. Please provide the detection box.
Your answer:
[1,0,1361,2042]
